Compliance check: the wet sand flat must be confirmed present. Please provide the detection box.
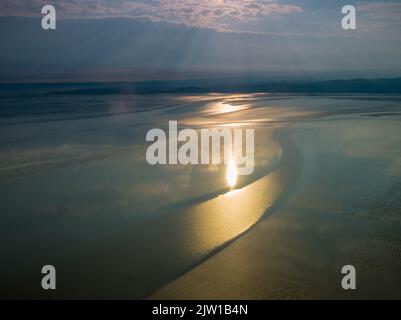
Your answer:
[1,93,401,299]
[151,118,401,299]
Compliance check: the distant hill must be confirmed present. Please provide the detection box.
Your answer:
[2,78,401,97]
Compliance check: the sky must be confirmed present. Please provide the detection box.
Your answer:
[0,0,401,82]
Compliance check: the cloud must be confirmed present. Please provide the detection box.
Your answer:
[357,1,401,33]
[358,1,401,13]
[0,0,302,31]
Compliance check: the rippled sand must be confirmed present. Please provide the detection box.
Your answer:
[1,93,401,298]
[151,118,401,300]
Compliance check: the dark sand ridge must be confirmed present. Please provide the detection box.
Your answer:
[150,119,401,299]
[0,126,299,299]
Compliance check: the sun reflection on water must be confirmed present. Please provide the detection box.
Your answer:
[226,160,238,188]
[204,102,248,115]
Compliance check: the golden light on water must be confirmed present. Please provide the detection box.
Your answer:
[203,102,248,115]
[184,163,285,257]
[226,160,238,188]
